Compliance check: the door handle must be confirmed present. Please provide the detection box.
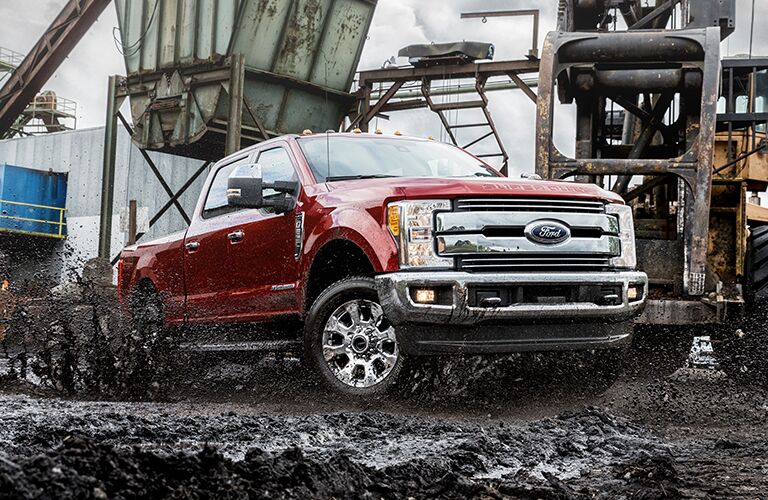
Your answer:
[227,229,245,243]
[185,241,200,252]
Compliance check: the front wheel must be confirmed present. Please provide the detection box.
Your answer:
[304,277,405,398]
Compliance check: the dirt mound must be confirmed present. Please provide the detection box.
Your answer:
[0,394,687,499]
[0,438,385,500]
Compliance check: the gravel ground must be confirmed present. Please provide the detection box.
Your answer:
[1,352,767,499]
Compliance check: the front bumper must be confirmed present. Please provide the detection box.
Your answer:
[376,271,648,326]
[375,271,648,355]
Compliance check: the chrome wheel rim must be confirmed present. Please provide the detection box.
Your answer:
[321,299,399,388]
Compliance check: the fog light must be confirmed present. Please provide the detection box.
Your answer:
[414,289,436,304]
[628,285,643,302]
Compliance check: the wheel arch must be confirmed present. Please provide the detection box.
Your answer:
[304,239,376,310]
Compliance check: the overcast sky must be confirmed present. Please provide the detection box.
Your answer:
[0,0,765,173]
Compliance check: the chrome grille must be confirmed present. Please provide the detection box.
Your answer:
[458,255,612,272]
[442,197,618,273]
[456,198,606,213]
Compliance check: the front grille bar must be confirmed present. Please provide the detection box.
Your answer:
[456,198,606,213]
[459,256,611,272]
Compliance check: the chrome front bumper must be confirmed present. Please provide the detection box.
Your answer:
[376,271,648,326]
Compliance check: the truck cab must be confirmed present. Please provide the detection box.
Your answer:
[119,133,647,397]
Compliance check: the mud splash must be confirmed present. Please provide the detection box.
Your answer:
[0,260,182,400]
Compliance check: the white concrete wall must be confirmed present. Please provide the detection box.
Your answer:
[0,127,213,282]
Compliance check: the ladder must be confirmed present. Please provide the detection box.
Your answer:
[421,76,509,175]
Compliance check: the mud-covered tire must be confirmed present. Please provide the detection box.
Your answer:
[717,225,768,384]
[304,277,406,399]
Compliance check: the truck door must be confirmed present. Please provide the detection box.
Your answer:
[183,153,254,322]
[224,145,302,321]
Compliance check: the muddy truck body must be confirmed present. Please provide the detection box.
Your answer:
[118,133,647,396]
[536,1,768,376]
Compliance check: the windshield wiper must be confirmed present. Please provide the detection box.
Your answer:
[325,174,398,182]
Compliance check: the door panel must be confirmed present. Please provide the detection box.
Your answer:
[184,155,253,322]
[226,146,302,320]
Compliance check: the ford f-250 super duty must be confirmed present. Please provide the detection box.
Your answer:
[118,132,648,397]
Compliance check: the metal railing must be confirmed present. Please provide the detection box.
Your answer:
[0,199,67,239]
[0,48,23,83]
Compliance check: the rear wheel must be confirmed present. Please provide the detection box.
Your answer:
[130,283,164,332]
[126,283,180,398]
[304,277,405,398]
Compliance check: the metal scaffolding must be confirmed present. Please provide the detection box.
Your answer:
[0,0,111,138]
[349,59,540,176]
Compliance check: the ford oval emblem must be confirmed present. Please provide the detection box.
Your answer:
[524,220,571,245]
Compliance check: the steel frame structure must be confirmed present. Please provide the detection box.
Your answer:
[0,0,111,137]
[99,55,259,261]
[536,28,722,301]
[350,59,540,176]
[536,0,756,326]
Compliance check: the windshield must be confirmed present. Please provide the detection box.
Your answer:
[297,136,500,182]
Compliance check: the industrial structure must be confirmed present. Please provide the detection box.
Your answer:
[534,0,767,326]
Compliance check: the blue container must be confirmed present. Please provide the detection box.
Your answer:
[0,164,68,239]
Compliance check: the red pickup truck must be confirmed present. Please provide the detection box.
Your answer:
[118,133,647,397]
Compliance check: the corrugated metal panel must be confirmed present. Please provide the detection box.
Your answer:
[115,0,373,90]
[0,128,208,239]
[113,0,376,156]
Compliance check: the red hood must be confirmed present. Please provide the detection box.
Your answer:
[322,177,623,204]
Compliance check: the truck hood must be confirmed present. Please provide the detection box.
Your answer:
[323,176,623,204]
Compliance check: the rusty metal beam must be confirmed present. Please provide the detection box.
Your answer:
[347,80,404,131]
[358,59,540,86]
[0,0,112,136]
[629,0,679,30]
[507,72,537,103]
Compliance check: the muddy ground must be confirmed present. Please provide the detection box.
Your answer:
[0,273,767,498]
[1,349,767,499]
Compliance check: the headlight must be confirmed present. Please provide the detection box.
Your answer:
[387,200,452,269]
[606,203,637,269]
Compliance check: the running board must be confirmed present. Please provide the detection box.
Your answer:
[181,340,302,353]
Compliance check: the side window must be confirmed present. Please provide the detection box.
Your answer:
[257,147,298,200]
[203,156,251,218]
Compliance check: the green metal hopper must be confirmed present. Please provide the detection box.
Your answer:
[113,0,377,159]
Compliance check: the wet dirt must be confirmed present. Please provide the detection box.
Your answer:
[1,273,768,498]
[1,354,767,499]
